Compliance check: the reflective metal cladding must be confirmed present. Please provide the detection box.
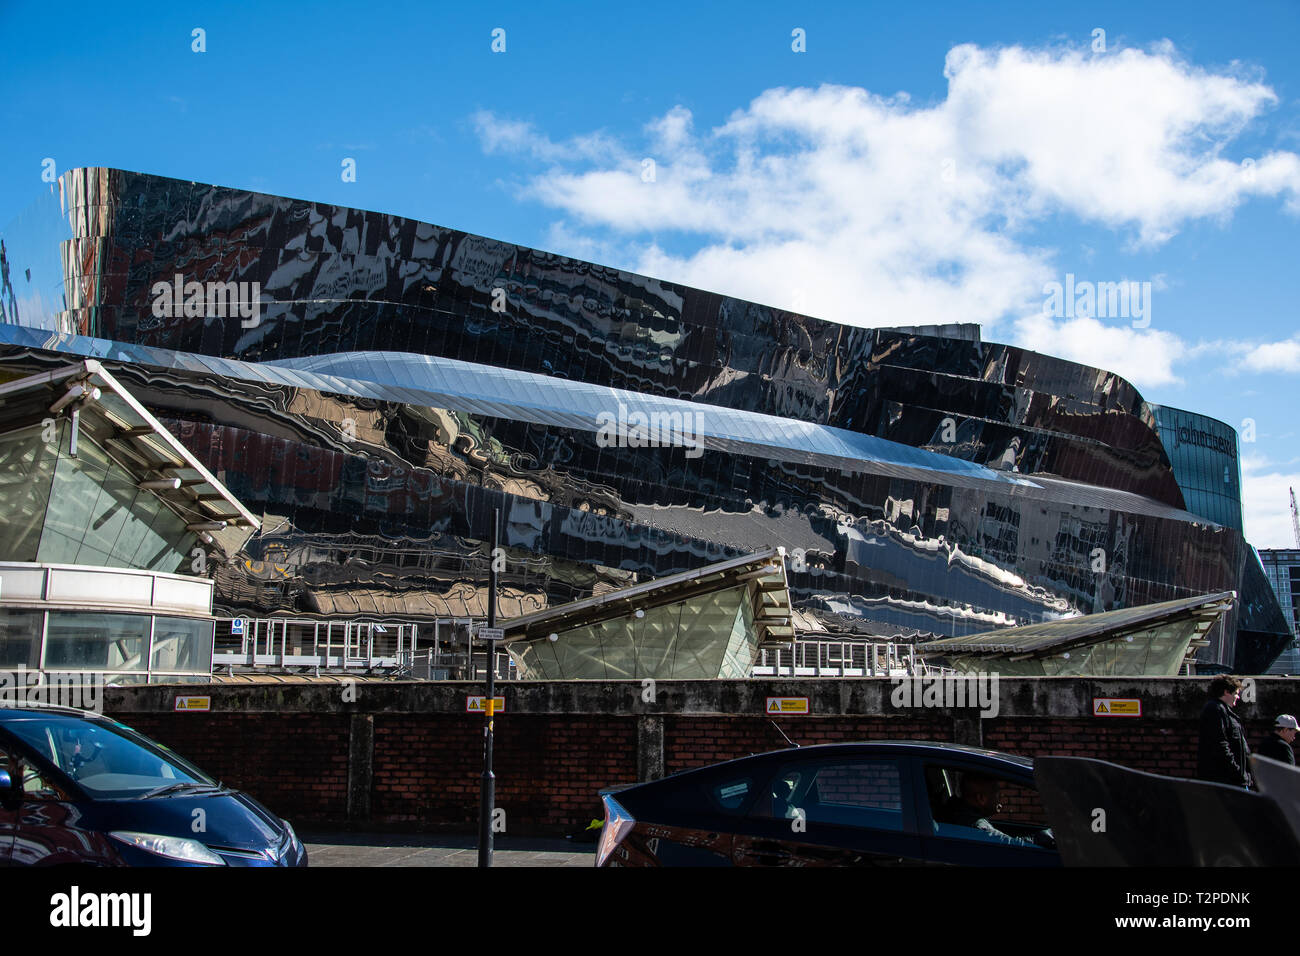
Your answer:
[0,167,1290,671]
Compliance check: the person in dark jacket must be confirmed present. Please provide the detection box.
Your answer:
[1257,714,1298,766]
[1197,675,1252,788]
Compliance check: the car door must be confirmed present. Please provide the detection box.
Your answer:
[911,757,1060,866]
[730,755,926,866]
[0,726,108,866]
[0,745,18,864]
[10,756,100,866]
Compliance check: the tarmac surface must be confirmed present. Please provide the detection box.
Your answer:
[302,831,597,867]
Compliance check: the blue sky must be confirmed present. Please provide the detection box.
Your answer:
[2,0,1298,544]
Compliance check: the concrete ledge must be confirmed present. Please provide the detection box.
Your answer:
[103,676,1300,721]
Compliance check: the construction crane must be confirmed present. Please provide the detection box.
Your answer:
[1292,487,1300,548]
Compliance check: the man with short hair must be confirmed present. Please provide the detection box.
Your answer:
[944,774,1053,848]
[1257,714,1298,766]
[1197,675,1252,788]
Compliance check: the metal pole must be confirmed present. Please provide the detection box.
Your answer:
[478,507,500,868]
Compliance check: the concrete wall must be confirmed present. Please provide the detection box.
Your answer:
[105,677,1300,835]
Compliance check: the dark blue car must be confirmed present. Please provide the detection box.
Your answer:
[0,706,306,866]
[597,741,1060,866]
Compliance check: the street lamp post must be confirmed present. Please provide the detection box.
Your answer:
[477,507,500,867]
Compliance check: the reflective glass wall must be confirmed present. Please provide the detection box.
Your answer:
[0,167,1288,671]
[1150,405,1243,531]
[0,342,1259,667]
[2,168,1184,507]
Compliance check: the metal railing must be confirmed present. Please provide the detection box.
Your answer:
[753,640,953,677]
[213,618,421,672]
[211,618,947,681]
[407,648,517,681]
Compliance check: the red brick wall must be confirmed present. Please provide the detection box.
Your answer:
[370,715,638,831]
[123,713,350,822]
[664,716,947,773]
[109,710,1290,834]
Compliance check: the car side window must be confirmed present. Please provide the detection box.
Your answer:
[711,777,753,813]
[752,759,904,832]
[0,745,63,800]
[21,761,63,800]
[923,764,1052,849]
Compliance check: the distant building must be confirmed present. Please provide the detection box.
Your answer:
[1261,549,1300,674]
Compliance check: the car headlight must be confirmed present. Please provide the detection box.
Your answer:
[109,831,227,865]
[283,820,303,853]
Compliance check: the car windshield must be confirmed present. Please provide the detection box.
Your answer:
[3,714,216,798]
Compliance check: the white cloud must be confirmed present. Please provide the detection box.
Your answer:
[1241,337,1300,373]
[1241,455,1300,548]
[1013,313,1188,387]
[472,111,622,164]
[473,40,1300,389]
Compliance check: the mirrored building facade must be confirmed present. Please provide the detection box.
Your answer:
[0,167,1290,673]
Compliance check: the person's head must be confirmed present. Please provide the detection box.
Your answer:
[1208,675,1244,706]
[1275,714,1299,743]
[960,774,1001,812]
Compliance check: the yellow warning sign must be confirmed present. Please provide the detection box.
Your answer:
[174,696,211,712]
[1093,697,1141,716]
[467,696,506,714]
[766,697,810,715]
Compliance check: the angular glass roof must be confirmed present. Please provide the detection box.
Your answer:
[0,358,260,561]
[918,591,1232,676]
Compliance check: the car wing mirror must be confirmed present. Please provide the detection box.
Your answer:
[0,769,16,807]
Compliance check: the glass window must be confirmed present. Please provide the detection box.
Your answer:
[20,759,63,799]
[713,777,753,812]
[924,764,1053,849]
[4,714,214,797]
[0,424,58,561]
[753,759,904,831]
[44,612,149,671]
[149,616,214,673]
[31,425,192,572]
[0,608,43,669]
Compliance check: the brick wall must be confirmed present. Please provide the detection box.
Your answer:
[124,712,351,822]
[369,715,638,831]
[102,679,1300,835]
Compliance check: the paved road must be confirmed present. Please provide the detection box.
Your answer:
[302,831,596,867]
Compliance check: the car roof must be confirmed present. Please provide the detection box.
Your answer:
[650,740,1034,782]
[0,706,109,722]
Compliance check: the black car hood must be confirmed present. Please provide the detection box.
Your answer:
[80,788,286,852]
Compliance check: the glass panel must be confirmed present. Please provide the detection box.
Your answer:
[36,422,192,571]
[3,712,214,797]
[0,608,43,668]
[0,424,58,561]
[754,759,905,831]
[44,611,149,671]
[508,584,753,679]
[924,765,1053,849]
[149,616,214,673]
